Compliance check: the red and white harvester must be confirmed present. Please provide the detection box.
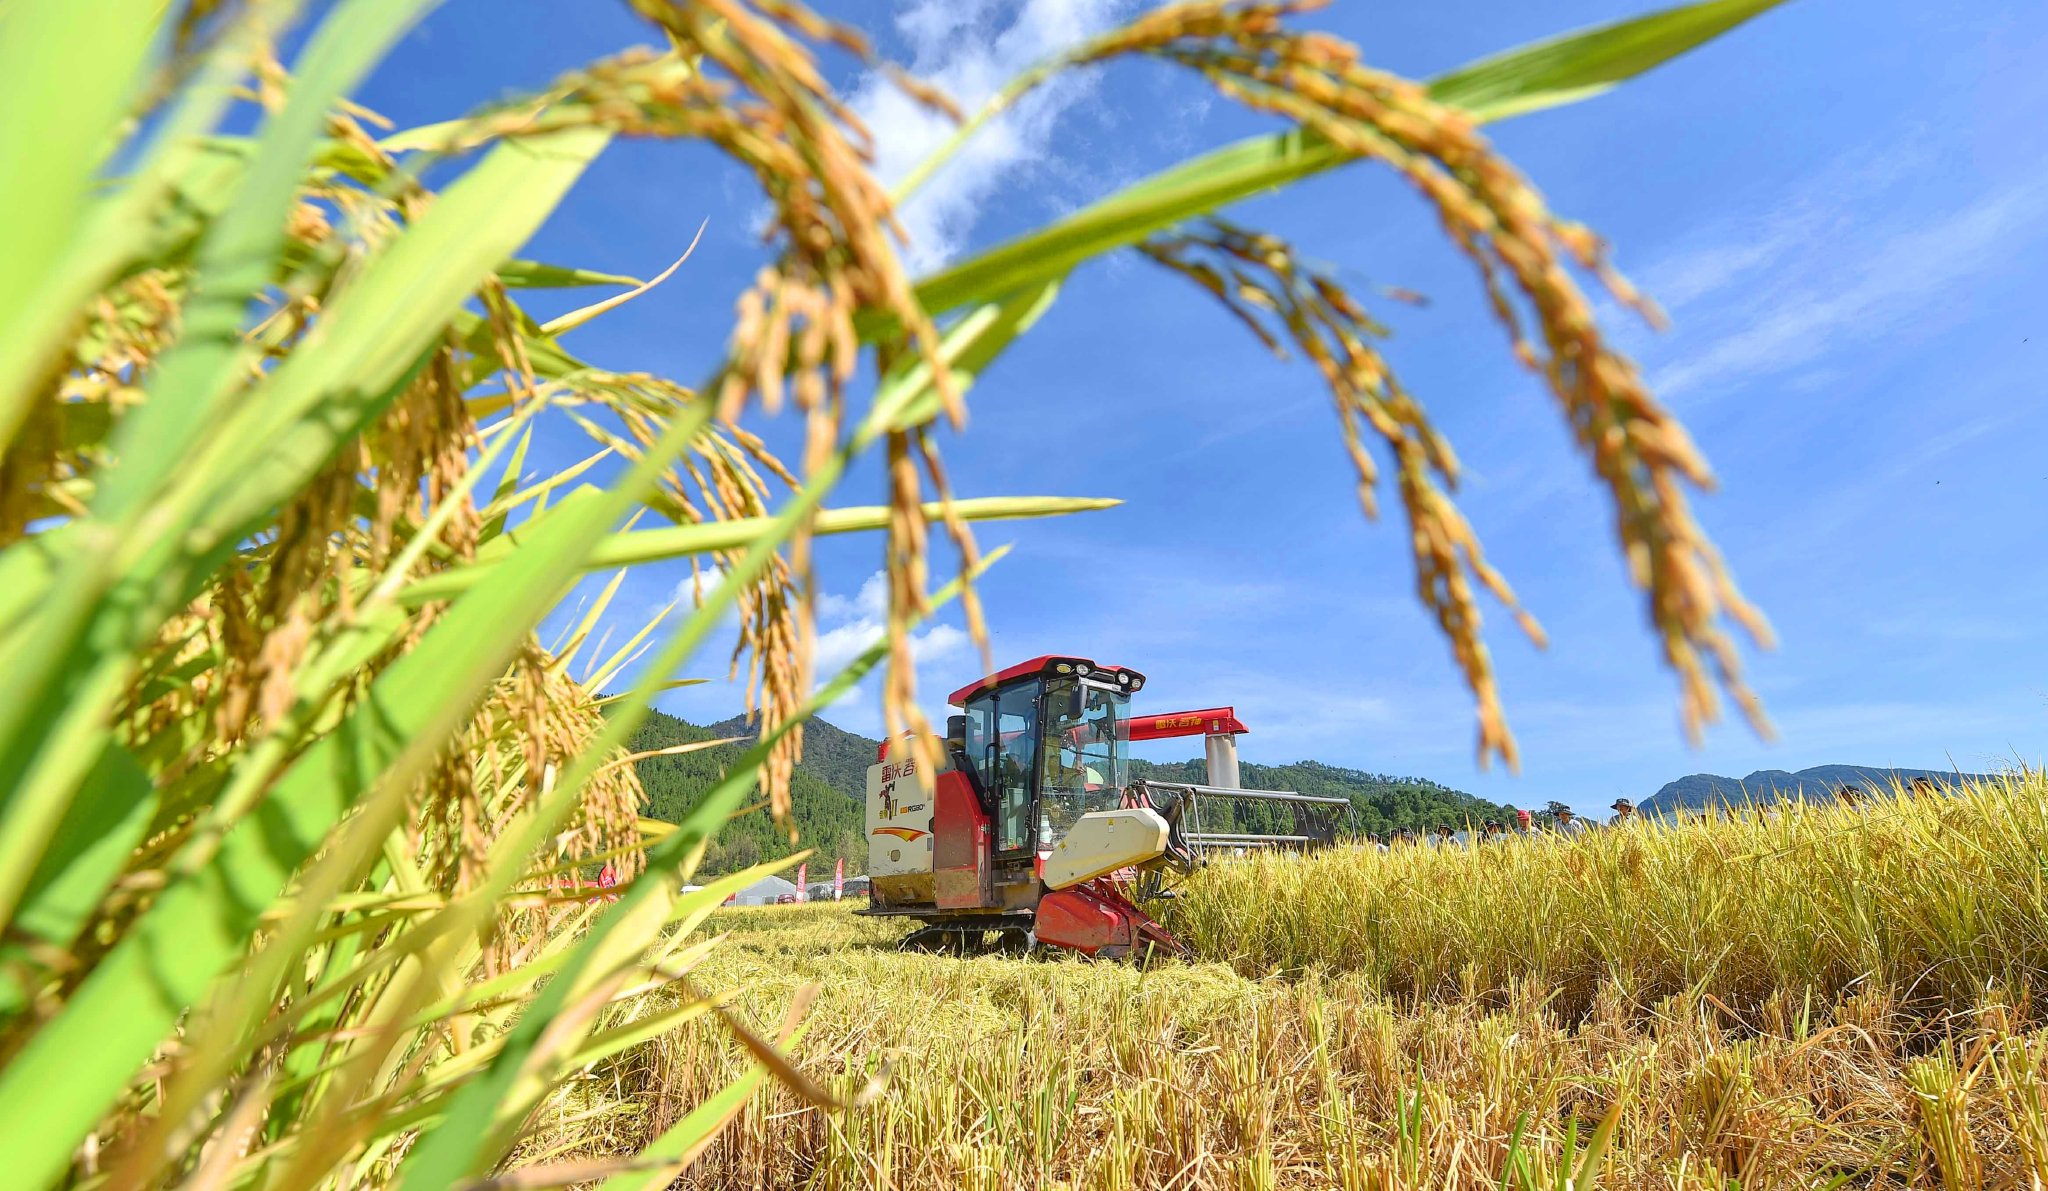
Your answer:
[859,655,1349,958]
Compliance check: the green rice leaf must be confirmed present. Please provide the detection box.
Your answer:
[187,126,612,545]
[0,742,149,1017]
[596,1068,770,1191]
[871,277,1063,432]
[94,0,444,523]
[498,260,645,288]
[0,123,612,954]
[398,494,1116,605]
[1429,0,1787,122]
[0,0,161,451]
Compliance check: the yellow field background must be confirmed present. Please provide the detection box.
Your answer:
[527,773,2048,1189]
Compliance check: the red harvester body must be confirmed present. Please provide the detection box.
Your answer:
[858,655,1349,957]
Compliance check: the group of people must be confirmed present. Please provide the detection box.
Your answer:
[1362,797,1640,850]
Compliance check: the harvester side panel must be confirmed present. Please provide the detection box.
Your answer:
[932,770,993,909]
[866,746,940,909]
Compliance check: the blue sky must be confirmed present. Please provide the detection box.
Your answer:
[358,0,2048,811]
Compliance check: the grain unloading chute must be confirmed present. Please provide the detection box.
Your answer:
[857,655,1351,958]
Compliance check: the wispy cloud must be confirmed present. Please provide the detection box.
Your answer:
[849,0,1136,273]
[811,570,972,734]
[1126,665,1409,767]
[1637,152,2048,403]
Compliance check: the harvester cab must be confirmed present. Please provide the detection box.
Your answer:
[859,655,1349,959]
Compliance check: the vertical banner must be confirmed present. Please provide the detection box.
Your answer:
[834,857,845,901]
[796,861,808,902]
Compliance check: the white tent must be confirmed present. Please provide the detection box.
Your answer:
[728,874,799,906]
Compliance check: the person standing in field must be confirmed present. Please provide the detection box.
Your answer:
[1609,797,1638,826]
[1433,823,1459,848]
[1552,806,1590,838]
[1514,807,1535,834]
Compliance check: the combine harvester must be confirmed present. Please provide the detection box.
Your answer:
[860,655,1349,958]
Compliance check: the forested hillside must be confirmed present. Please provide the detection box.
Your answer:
[1129,757,1513,837]
[1643,763,1991,812]
[707,713,875,801]
[629,709,866,877]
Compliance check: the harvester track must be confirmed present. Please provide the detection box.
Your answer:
[897,923,1033,956]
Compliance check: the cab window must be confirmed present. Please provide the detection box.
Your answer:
[1038,677,1130,845]
[964,684,1039,854]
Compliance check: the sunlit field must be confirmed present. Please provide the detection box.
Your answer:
[527,773,2048,1189]
[0,0,1943,1184]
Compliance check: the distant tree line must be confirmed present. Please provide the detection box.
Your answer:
[1128,757,1515,838]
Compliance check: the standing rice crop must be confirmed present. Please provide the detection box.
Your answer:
[1169,772,2048,1017]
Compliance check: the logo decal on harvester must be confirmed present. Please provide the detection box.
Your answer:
[872,826,928,842]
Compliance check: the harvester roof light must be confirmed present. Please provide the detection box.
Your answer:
[1056,663,1073,674]
[1075,664,1091,676]
[1117,672,1129,684]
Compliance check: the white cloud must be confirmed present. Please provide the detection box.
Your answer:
[810,569,974,731]
[849,0,1137,273]
[815,569,888,626]
[668,565,729,605]
[1129,667,1408,766]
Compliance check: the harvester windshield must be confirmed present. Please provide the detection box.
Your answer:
[1039,677,1129,843]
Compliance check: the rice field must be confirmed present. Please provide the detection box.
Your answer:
[0,1,1803,1184]
[528,771,2048,1189]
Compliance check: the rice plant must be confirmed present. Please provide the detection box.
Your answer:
[567,778,2048,1189]
[1168,771,2048,1014]
[0,0,1784,1186]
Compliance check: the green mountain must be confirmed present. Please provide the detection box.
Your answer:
[707,713,875,801]
[1642,764,1992,813]
[628,709,867,878]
